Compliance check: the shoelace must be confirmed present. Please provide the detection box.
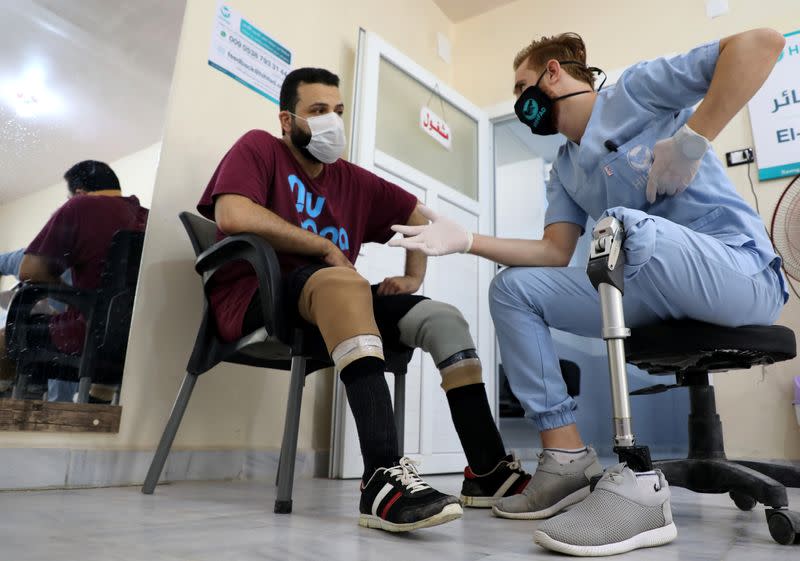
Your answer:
[385,457,430,494]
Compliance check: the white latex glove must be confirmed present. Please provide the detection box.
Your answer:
[645,124,709,204]
[388,204,473,256]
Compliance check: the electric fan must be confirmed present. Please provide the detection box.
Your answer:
[771,174,800,285]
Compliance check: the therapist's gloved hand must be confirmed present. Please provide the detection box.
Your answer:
[645,124,709,204]
[388,205,473,256]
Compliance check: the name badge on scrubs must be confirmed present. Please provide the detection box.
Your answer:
[604,165,614,176]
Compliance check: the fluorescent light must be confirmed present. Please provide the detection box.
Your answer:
[1,65,62,118]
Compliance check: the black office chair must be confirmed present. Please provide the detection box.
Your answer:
[626,320,800,545]
[142,212,412,514]
[7,230,145,403]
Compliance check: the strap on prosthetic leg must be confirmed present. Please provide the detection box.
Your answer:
[331,335,384,371]
[437,349,482,391]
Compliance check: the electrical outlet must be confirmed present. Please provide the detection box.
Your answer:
[725,148,754,167]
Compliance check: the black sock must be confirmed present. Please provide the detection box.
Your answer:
[340,356,400,481]
[446,383,508,474]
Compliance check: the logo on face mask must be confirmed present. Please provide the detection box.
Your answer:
[522,99,538,121]
[522,99,547,126]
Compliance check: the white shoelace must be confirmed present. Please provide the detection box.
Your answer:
[385,457,430,494]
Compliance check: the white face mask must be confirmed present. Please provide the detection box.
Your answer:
[292,111,346,164]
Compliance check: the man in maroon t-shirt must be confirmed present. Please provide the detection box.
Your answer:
[0,161,148,400]
[198,68,529,532]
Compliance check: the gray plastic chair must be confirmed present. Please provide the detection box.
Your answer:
[141,212,412,514]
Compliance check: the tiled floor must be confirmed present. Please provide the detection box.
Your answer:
[2,474,798,561]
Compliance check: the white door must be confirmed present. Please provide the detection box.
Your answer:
[330,29,494,478]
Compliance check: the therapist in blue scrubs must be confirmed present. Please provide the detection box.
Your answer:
[390,29,787,555]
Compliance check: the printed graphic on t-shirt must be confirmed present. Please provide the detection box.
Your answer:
[288,174,350,251]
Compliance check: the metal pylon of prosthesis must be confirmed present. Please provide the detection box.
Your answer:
[587,216,653,472]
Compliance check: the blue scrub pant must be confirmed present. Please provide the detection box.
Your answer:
[0,249,24,277]
[490,207,786,432]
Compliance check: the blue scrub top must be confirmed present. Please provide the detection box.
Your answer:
[545,40,784,297]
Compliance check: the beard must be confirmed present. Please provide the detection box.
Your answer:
[289,118,321,164]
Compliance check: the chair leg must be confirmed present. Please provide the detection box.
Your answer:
[11,373,29,400]
[142,372,198,494]
[734,460,800,489]
[394,373,406,455]
[275,355,306,514]
[76,377,91,403]
[654,458,789,509]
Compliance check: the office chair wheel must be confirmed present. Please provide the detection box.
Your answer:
[729,491,756,511]
[766,509,800,545]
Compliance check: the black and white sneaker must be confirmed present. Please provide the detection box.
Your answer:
[359,456,463,532]
[460,454,532,508]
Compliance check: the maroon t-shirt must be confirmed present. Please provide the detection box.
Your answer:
[25,194,149,353]
[197,129,418,342]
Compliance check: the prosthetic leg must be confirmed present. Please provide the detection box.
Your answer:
[587,217,653,472]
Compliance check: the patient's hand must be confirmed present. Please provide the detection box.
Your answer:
[322,242,355,269]
[377,275,421,296]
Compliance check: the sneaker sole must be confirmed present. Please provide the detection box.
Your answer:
[358,503,463,533]
[459,495,497,508]
[492,485,590,520]
[533,522,678,557]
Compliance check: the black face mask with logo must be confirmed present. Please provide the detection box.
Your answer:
[514,61,606,136]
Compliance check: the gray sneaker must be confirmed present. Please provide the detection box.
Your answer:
[533,463,677,556]
[492,447,603,520]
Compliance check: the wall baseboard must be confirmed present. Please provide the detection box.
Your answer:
[0,447,329,491]
[4,446,794,491]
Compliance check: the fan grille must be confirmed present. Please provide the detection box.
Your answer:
[771,177,800,281]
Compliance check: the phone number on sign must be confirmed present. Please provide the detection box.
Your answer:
[228,34,287,74]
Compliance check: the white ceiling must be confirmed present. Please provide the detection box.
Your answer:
[433,0,519,22]
[0,0,185,203]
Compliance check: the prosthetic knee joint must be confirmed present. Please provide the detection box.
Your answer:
[588,216,652,472]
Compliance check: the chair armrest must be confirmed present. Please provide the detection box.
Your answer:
[194,233,283,336]
[9,283,96,317]
[6,283,96,357]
